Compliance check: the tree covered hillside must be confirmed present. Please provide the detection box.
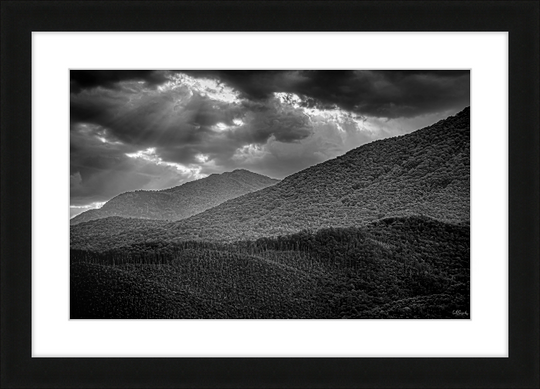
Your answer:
[70,169,278,225]
[71,216,469,319]
[172,107,469,241]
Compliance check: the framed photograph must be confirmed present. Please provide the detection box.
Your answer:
[2,1,538,388]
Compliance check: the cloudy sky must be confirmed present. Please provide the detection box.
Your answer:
[70,70,470,217]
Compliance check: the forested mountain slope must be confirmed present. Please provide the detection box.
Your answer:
[70,169,279,225]
[172,106,470,241]
[71,107,469,250]
[71,216,470,319]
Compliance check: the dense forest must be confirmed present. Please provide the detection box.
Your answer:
[71,216,470,319]
[71,107,470,319]
[71,169,278,225]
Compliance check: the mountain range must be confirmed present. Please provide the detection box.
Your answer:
[70,107,470,251]
[70,169,279,225]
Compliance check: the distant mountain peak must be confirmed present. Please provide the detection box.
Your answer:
[217,169,262,176]
[70,169,279,225]
[231,169,253,175]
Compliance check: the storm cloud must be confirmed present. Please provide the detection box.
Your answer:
[70,70,169,93]
[70,70,469,211]
[183,70,470,118]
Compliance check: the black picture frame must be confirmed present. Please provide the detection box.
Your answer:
[1,1,538,388]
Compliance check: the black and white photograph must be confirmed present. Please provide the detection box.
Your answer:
[4,0,539,385]
[70,70,470,319]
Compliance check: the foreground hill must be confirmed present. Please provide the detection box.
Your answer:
[71,216,470,319]
[70,169,279,225]
[71,107,469,250]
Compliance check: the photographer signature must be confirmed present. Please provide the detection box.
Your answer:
[452,310,469,317]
